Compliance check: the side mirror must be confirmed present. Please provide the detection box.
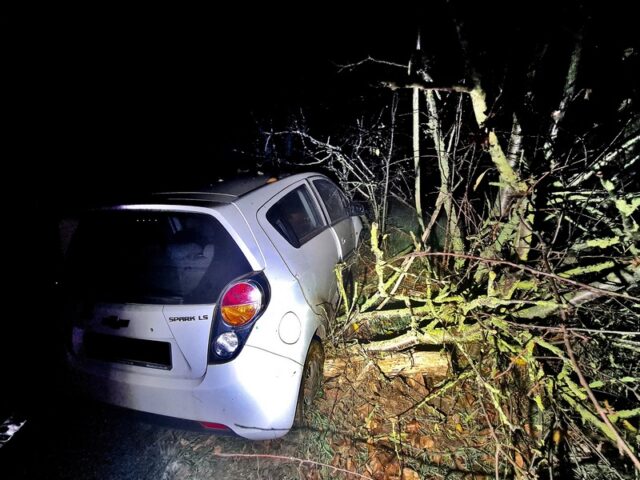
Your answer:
[348,201,368,217]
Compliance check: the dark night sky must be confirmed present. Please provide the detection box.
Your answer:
[5,3,637,206]
[7,9,422,201]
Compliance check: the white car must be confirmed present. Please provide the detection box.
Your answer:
[60,173,363,439]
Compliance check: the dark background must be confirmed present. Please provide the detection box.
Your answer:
[6,8,422,201]
[6,4,636,204]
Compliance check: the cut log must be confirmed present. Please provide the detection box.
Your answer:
[324,350,451,379]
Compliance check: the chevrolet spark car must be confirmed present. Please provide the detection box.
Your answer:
[60,173,363,440]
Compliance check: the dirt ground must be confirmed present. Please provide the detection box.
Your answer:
[314,348,498,479]
[1,345,498,480]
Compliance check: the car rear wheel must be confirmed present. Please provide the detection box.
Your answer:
[294,339,324,427]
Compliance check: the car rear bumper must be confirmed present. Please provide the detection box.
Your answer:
[68,345,303,440]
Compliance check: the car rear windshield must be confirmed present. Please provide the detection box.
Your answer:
[63,210,252,304]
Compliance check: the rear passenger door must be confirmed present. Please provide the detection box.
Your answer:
[257,182,341,313]
[310,178,356,260]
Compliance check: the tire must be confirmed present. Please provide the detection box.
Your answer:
[294,339,324,427]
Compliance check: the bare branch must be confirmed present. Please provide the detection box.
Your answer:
[380,79,471,93]
[336,56,407,72]
[568,133,640,187]
[506,322,640,337]
[211,451,374,479]
[412,81,425,232]
[361,323,484,352]
[406,252,640,303]
[381,94,398,233]
[562,326,640,471]
[544,30,584,164]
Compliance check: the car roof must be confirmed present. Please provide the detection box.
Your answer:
[151,172,328,206]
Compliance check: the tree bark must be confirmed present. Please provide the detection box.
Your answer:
[324,350,451,379]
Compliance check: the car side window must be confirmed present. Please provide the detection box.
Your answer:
[313,179,348,224]
[266,186,325,248]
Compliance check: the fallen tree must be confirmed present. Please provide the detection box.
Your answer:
[260,3,639,477]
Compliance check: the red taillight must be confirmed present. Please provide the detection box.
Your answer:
[220,281,262,326]
[200,422,229,431]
